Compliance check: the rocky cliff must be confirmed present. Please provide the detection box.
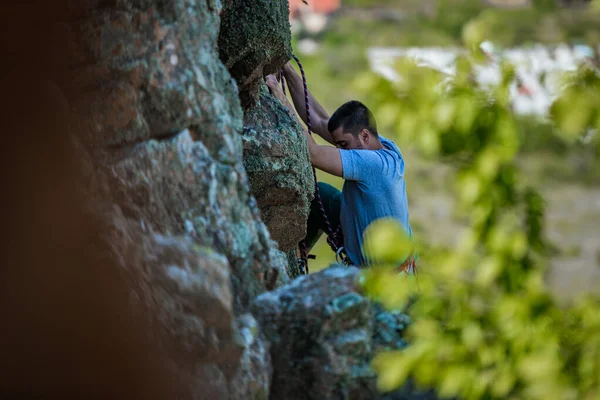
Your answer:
[5,1,432,399]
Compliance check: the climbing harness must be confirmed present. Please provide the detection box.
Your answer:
[335,246,347,265]
[280,55,352,275]
[396,254,421,293]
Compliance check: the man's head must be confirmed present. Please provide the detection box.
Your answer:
[328,100,379,150]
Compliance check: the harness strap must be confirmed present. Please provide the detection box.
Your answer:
[398,254,420,292]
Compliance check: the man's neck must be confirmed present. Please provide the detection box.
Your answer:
[370,139,384,150]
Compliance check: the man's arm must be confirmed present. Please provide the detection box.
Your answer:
[265,75,296,115]
[303,128,343,177]
[266,73,342,177]
[282,62,334,145]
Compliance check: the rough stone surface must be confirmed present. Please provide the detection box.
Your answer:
[229,314,272,400]
[42,0,433,399]
[60,0,241,148]
[60,0,292,312]
[251,266,437,400]
[109,129,288,311]
[286,248,305,279]
[55,1,294,398]
[107,215,240,399]
[243,85,314,252]
[218,0,292,107]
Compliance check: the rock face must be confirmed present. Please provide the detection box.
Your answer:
[243,85,314,253]
[108,215,241,399]
[55,0,295,398]
[109,129,288,311]
[60,0,241,148]
[219,0,292,107]
[28,0,431,399]
[251,266,418,400]
[60,0,293,308]
[229,314,272,400]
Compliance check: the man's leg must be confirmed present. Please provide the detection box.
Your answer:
[304,182,341,251]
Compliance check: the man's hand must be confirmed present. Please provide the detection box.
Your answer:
[265,74,296,115]
[266,74,342,177]
[265,74,284,103]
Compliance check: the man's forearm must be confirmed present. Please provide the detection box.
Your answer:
[283,63,333,143]
[283,66,322,121]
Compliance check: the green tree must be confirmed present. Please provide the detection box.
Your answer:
[357,27,600,400]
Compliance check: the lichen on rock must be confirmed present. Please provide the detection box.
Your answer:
[229,314,272,400]
[109,129,289,311]
[251,266,427,400]
[218,0,292,107]
[63,0,242,147]
[107,214,240,399]
[57,0,293,398]
[243,84,314,253]
[45,0,433,399]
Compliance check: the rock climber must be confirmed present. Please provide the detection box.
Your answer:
[265,61,414,273]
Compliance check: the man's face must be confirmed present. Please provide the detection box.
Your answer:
[331,126,366,150]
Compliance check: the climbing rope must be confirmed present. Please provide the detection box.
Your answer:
[280,55,351,274]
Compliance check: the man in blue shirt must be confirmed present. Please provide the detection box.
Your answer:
[266,63,413,270]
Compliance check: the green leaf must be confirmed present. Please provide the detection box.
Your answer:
[462,18,487,50]
[362,218,414,264]
[372,351,414,392]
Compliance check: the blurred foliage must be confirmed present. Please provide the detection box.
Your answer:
[292,8,600,395]
[292,22,600,272]
[310,0,600,48]
[362,218,415,266]
[355,28,600,399]
[550,63,600,141]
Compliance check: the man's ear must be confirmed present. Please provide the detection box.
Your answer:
[361,129,370,143]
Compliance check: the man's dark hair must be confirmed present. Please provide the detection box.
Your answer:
[327,100,378,137]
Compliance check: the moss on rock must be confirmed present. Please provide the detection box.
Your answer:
[242,84,313,254]
[218,0,292,107]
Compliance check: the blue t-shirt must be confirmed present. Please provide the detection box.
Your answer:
[339,136,412,266]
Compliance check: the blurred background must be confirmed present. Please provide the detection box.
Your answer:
[288,0,600,299]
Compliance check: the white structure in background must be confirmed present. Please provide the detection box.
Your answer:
[297,38,320,55]
[289,0,341,55]
[368,43,599,117]
[290,13,327,55]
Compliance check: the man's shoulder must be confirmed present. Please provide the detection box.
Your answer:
[378,134,394,147]
[379,134,392,144]
[378,135,402,157]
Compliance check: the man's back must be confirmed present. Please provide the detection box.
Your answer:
[339,136,412,266]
